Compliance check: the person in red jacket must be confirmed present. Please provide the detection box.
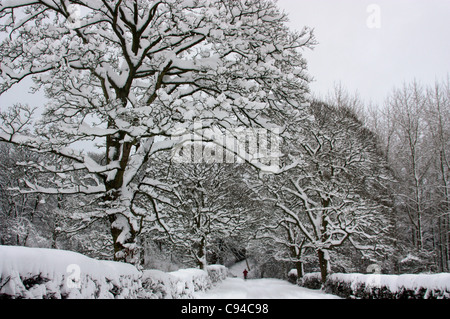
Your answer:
[243,269,248,280]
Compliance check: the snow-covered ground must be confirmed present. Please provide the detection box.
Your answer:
[195,259,340,299]
[194,277,341,299]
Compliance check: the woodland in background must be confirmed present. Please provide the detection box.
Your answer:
[365,79,450,274]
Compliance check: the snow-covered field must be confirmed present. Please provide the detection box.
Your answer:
[194,277,341,299]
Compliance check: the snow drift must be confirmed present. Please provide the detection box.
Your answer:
[0,245,228,299]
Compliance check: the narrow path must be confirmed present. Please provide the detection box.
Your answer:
[194,277,341,299]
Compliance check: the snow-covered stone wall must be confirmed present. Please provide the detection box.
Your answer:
[299,272,450,299]
[0,245,228,299]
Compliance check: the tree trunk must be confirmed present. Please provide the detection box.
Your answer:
[195,236,207,270]
[295,261,304,279]
[439,150,449,272]
[318,249,329,284]
[245,258,252,272]
[109,214,139,264]
[105,128,140,264]
[51,229,58,250]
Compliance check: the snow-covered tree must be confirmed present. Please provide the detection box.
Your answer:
[387,82,429,251]
[424,80,450,272]
[145,161,260,269]
[367,79,450,273]
[0,140,113,257]
[0,0,314,263]
[258,101,395,282]
[258,210,310,278]
[0,141,50,246]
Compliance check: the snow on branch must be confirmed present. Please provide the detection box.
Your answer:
[0,0,316,263]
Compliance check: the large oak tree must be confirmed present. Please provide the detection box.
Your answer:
[0,0,314,263]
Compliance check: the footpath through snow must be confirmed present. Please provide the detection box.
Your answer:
[194,277,341,299]
[193,259,340,299]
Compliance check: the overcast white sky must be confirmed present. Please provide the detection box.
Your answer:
[1,1,449,109]
[277,0,450,104]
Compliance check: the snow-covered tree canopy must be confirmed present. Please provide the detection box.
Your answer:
[254,101,395,282]
[147,162,260,269]
[0,0,315,263]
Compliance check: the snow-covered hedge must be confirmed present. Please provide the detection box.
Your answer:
[299,272,323,290]
[0,246,141,299]
[141,265,228,299]
[206,264,229,284]
[299,271,450,299]
[325,273,450,299]
[0,245,228,299]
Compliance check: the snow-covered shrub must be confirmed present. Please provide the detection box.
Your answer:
[170,268,213,298]
[139,270,171,299]
[206,265,228,284]
[300,272,323,290]
[140,265,228,299]
[0,246,142,299]
[324,273,450,299]
[287,269,298,284]
[1,246,230,299]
